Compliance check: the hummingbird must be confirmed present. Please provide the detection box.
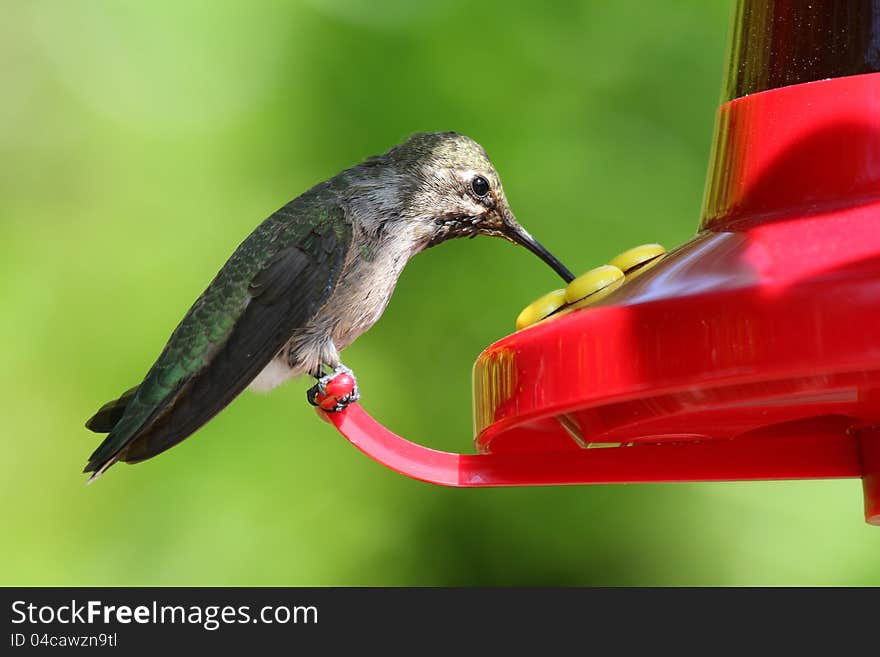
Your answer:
[84,132,574,479]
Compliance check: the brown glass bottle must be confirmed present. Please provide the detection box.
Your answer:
[725,0,880,101]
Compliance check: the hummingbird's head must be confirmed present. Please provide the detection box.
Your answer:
[377,132,574,283]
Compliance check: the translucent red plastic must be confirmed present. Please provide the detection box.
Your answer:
[329,72,880,525]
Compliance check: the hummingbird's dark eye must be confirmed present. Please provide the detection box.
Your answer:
[470,175,490,197]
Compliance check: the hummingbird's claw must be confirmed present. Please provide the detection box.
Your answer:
[307,365,359,413]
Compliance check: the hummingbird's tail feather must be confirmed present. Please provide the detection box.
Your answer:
[83,380,190,477]
[85,456,118,484]
[83,314,293,477]
[85,385,140,433]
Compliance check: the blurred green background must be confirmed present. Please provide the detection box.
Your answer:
[3,0,879,586]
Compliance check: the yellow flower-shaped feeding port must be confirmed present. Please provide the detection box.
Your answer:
[564,265,624,306]
[514,244,667,331]
[515,289,567,330]
[609,243,666,278]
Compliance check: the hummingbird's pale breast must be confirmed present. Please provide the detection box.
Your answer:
[248,200,424,392]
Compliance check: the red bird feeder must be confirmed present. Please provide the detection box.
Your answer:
[327,0,880,524]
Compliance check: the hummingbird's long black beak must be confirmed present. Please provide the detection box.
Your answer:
[500,210,575,283]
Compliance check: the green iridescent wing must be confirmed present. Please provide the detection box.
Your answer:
[84,202,351,477]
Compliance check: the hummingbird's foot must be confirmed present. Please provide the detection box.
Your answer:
[306,365,359,413]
